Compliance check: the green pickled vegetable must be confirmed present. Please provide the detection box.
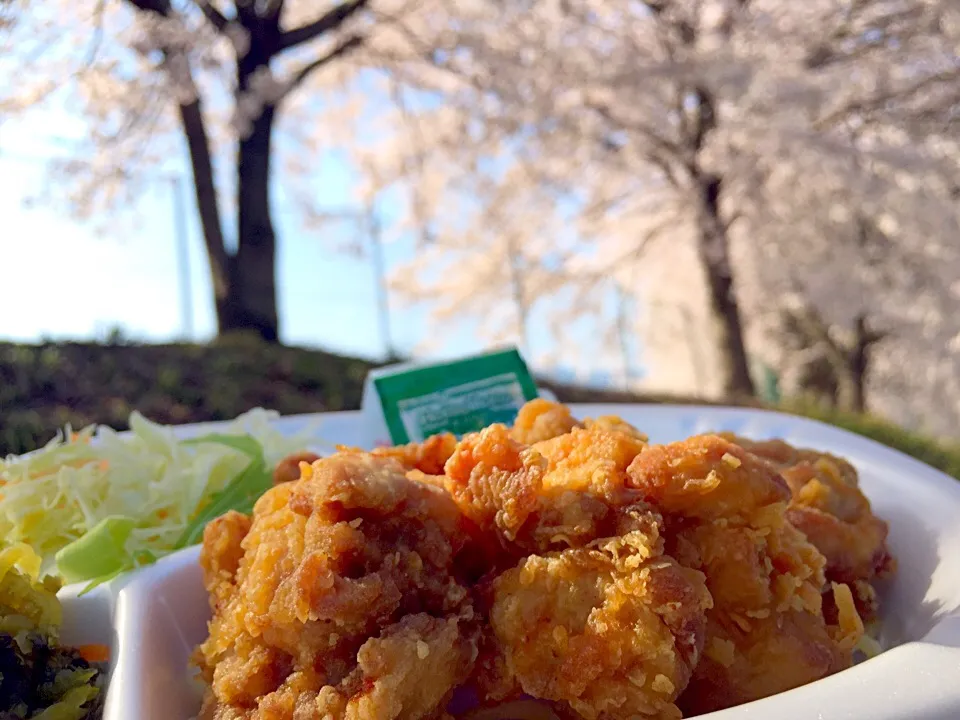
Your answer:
[54,517,137,586]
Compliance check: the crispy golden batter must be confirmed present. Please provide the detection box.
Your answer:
[444,422,652,555]
[272,452,322,486]
[509,399,583,444]
[531,420,648,499]
[627,436,860,714]
[717,434,894,619]
[582,415,649,444]
[195,453,478,720]
[368,434,460,476]
[200,510,252,617]
[489,532,712,720]
[197,402,892,720]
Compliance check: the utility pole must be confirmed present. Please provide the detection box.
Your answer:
[615,284,634,386]
[316,205,396,361]
[171,175,194,340]
[366,207,396,360]
[505,234,529,355]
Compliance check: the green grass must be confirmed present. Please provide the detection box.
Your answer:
[2,339,958,481]
[0,338,376,456]
[777,400,960,481]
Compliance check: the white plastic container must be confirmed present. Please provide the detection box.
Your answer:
[57,405,960,719]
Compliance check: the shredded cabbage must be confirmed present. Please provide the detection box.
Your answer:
[0,409,321,584]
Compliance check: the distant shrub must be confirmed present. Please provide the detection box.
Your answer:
[1,341,957,482]
[779,400,960,481]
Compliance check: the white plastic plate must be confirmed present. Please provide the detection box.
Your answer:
[56,405,960,719]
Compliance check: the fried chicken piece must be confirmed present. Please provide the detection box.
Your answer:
[510,398,583,445]
[508,399,649,448]
[273,452,322,486]
[627,436,861,714]
[442,424,547,547]
[717,434,895,619]
[531,418,648,500]
[312,613,477,720]
[194,453,479,720]
[367,434,460,476]
[582,415,649,444]
[488,531,712,720]
[628,436,792,520]
[200,510,252,618]
[443,421,651,555]
[509,399,583,444]
[683,609,842,717]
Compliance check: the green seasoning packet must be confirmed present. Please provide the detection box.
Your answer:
[372,348,539,444]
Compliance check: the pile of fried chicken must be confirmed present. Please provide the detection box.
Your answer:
[193,400,895,720]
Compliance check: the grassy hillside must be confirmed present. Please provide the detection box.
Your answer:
[0,337,376,455]
[2,339,958,480]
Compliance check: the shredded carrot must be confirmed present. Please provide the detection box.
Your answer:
[77,644,111,664]
[156,509,169,519]
[25,459,98,482]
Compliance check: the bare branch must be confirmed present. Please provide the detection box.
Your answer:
[192,0,229,32]
[814,69,960,129]
[277,0,370,52]
[686,86,716,153]
[264,0,285,21]
[587,102,684,186]
[527,214,675,298]
[120,0,228,281]
[640,1,667,16]
[285,35,363,96]
[587,102,681,160]
[83,0,107,67]
[179,97,230,298]
[234,0,258,28]
[125,0,172,15]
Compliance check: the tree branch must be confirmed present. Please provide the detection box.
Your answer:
[526,214,674,298]
[125,0,172,15]
[191,0,229,32]
[83,0,108,67]
[587,102,682,161]
[179,97,231,297]
[120,0,228,286]
[687,85,716,153]
[277,0,370,52]
[781,302,846,365]
[284,35,363,95]
[234,0,258,28]
[814,68,959,129]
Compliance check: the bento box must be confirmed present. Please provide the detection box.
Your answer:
[55,405,960,720]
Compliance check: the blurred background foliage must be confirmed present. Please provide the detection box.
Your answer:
[3,338,958,481]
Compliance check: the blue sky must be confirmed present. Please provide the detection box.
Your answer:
[0,112,421,360]
[0,101,629,388]
[0,112,594,372]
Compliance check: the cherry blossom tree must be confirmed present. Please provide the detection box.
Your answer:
[344,0,960,418]
[4,0,959,432]
[1,0,393,341]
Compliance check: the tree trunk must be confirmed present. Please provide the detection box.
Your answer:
[178,90,279,342]
[220,52,280,342]
[177,98,230,309]
[693,173,756,398]
[836,314,876,413]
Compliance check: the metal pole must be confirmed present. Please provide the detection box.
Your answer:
[616,285,633,386]
[505,235,529,355]
[368,209,395,360]
[171,176,194,340]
